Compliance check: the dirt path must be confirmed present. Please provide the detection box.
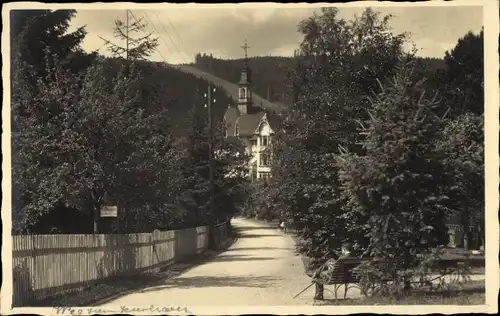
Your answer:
[98,217,315,307]
[96,217,485,309]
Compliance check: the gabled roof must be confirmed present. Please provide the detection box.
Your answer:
[250,111,283,135]
[235,111,266,136]
[224,106,283,138]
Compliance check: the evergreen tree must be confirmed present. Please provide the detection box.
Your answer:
[178,95,250,226]
[441,30,484,117]
[100,11,159,60]
[178,103,212,225]
[337,60,450,290]
[212,122,251,222]
[10,9,95,88]
[437,113,484,250]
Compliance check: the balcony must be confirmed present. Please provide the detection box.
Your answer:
[257,166,271,173]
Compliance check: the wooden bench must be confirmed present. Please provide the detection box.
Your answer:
[306,257,372,299]
[302,252,484,301]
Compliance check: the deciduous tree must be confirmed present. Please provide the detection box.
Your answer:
[266,7,409,262]
[13,60,178,233]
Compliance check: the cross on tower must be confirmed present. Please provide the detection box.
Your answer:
[241,39,250,65]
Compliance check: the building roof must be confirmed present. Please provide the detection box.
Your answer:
[224,105,283,137]
[235,111,266,136]
[224,107,240,136]
[225,135,242,145]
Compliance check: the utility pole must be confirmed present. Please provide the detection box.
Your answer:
[204,64,217,226]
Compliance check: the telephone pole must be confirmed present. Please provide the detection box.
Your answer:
[204,63,217,225]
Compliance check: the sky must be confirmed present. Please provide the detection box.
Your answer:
[68,4,484,64]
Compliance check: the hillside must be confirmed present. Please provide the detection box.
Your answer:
[96,55,444,140]
[191,54,444,107]
[97,57,286,135]
[192,54,296,105]
[171,63,284,113]
[101,58,240,137]
[417,56,446,72]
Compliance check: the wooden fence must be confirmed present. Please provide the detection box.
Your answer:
[211,221,232,249]
[12,225,211,306]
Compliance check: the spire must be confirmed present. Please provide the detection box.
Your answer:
[238,39,253,114]
[241,39,250,67]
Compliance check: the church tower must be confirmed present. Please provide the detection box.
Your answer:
[237,39,254,114]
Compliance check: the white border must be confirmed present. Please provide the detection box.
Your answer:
[2,1,498,315]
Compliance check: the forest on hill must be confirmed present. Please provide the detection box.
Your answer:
[110,59,236,137]
[192,54,296,104]
[191,53,445,105]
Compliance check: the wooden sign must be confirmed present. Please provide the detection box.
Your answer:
[100,206,118,217]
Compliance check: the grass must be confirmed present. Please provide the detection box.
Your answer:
[282,226,485,305]
[315,280,485,306]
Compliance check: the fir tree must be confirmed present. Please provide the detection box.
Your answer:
[99,11,159,60]
[337,60,450,290]
[437,113,484,250]
[178,103,212,225]
[10,10,95,88]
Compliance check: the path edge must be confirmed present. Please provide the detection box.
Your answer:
[89,231,240,307]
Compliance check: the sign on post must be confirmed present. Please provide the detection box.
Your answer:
[100,206,118,217]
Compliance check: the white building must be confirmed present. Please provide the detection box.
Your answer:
[223,43,281,182]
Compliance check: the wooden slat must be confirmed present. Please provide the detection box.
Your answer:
[11,222,229,305]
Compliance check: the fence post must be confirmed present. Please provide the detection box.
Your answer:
[13,235,35,306]
[150,231,155,273]
[208,224,216,250]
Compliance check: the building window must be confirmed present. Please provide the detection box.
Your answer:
[251,168,258,182]
[261,136,269,146]
[251,139,257,147]
[260,153,269,167]
[240,88,246,98]
[260,172,271,183]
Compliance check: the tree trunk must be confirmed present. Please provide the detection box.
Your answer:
[403,280,411,291]
[476,218,485,250]
[91,188,103,234]
[93,204,100,234]
[461,206,471,251]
